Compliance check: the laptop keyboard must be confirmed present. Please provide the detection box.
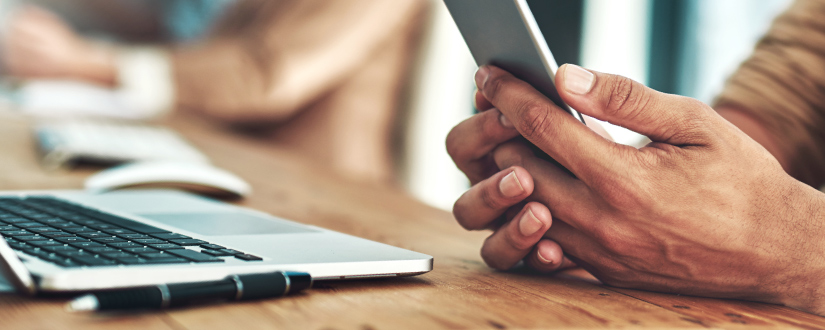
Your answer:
[0,196,263,268]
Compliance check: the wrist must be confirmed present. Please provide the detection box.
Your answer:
[68,42,117,87]
[772,183,825,315]
[717,106,790,171]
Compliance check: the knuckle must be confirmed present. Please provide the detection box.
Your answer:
[516,101,555,141]
[504,227,534,251]
[479,185,504,211]
[483,73,506,100]
[604,76,650,121]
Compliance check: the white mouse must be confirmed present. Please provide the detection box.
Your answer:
[84,161,252,198]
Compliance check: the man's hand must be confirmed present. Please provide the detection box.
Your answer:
[452,64,825,315]
[447,88,609,272]
[1,6,116,86]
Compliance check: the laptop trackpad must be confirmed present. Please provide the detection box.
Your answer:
[138,212,317,236]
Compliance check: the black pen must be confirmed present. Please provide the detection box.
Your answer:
[66,271,312,312]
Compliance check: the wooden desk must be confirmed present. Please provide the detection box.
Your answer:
[1,112,823,329]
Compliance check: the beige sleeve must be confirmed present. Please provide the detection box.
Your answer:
[170,0,426,123]
[714,0,825,187]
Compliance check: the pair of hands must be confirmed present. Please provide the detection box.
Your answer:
[447,64,825,315]
[1,6,116,86]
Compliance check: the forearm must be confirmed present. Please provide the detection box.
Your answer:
[172,0,427,122]
[713,0,825,187]
[65,43,117,87]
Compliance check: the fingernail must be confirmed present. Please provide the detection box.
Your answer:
[498,112,514,128]
[518,209,543,236]
[563,64,594,95]
[475,66,490,89]
[537,245,554,264]
[499,171,524,198]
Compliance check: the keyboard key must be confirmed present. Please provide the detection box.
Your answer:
[152,233,191,239]
[86,247,121,254]
[200,244,225,250]
[148,244,184,250]
[41,232,79,238]
[11,222,42,228]
[119,233,152,240]
[234,254,263,261]
[0,217,31,223]
[92,237,126,244]
[201,249,233,257]
[169,239,207,246]
[112,256,149,265]
[107,242,143,249]
[64,227,97,234]
[7,242,30,250]
[78,232,113,239]
[72,219,106,226]
[55,250,92,258]
[86,223,120,231]
[144,258,189,264]
[0,225,17,231]
[87,213,171,234]
[124,247,158,254]
[152,233,191,240]
[42,245,78,253]
[165,249,224,263]
[72,255,117,266]
[28,227,61,233]
[219,249,244,255]
[49,222,83,229]
[37,218,69,224]
[2,230,32,236]
[70,242,105,249]
[55,237,90,244]
[54,259,83,268]
[139,252,169,259]
[102,229,135,235]
[101,252,136,259]
[28,240,65,247]
[133,239,165,245]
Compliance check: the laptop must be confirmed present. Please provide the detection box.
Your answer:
[0,189,432,294]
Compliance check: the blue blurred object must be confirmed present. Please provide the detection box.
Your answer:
[159,0,236,41]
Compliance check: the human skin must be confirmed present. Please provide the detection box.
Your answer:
[1,6,117,86]
[446,64,825,315]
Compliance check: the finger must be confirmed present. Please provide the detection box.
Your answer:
[582,116,614,142]
[480,202,551,270]
[446,108,520,184]
[542,219,606,264]
[454,166,533,230]
[492,141,598,226]
[524,239,578,273]
[556,64,714,146]
[474,89,494,111]
[475,65,630,180]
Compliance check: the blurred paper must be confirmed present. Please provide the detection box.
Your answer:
[16,80,152,120]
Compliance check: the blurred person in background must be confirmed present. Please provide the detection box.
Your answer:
[0,0,427,183]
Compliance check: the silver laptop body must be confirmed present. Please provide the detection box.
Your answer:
[0,189,432,292]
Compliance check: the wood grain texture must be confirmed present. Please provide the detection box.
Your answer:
[0,111,823,329]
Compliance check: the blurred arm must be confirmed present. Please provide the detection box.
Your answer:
[714,0,825,187]
[170,0,426,123]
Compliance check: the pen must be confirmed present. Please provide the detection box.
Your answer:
[66,271,312,312]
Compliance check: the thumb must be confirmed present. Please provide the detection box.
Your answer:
[556,64,714,145]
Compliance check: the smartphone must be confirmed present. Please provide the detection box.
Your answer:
[443,0,586,124]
